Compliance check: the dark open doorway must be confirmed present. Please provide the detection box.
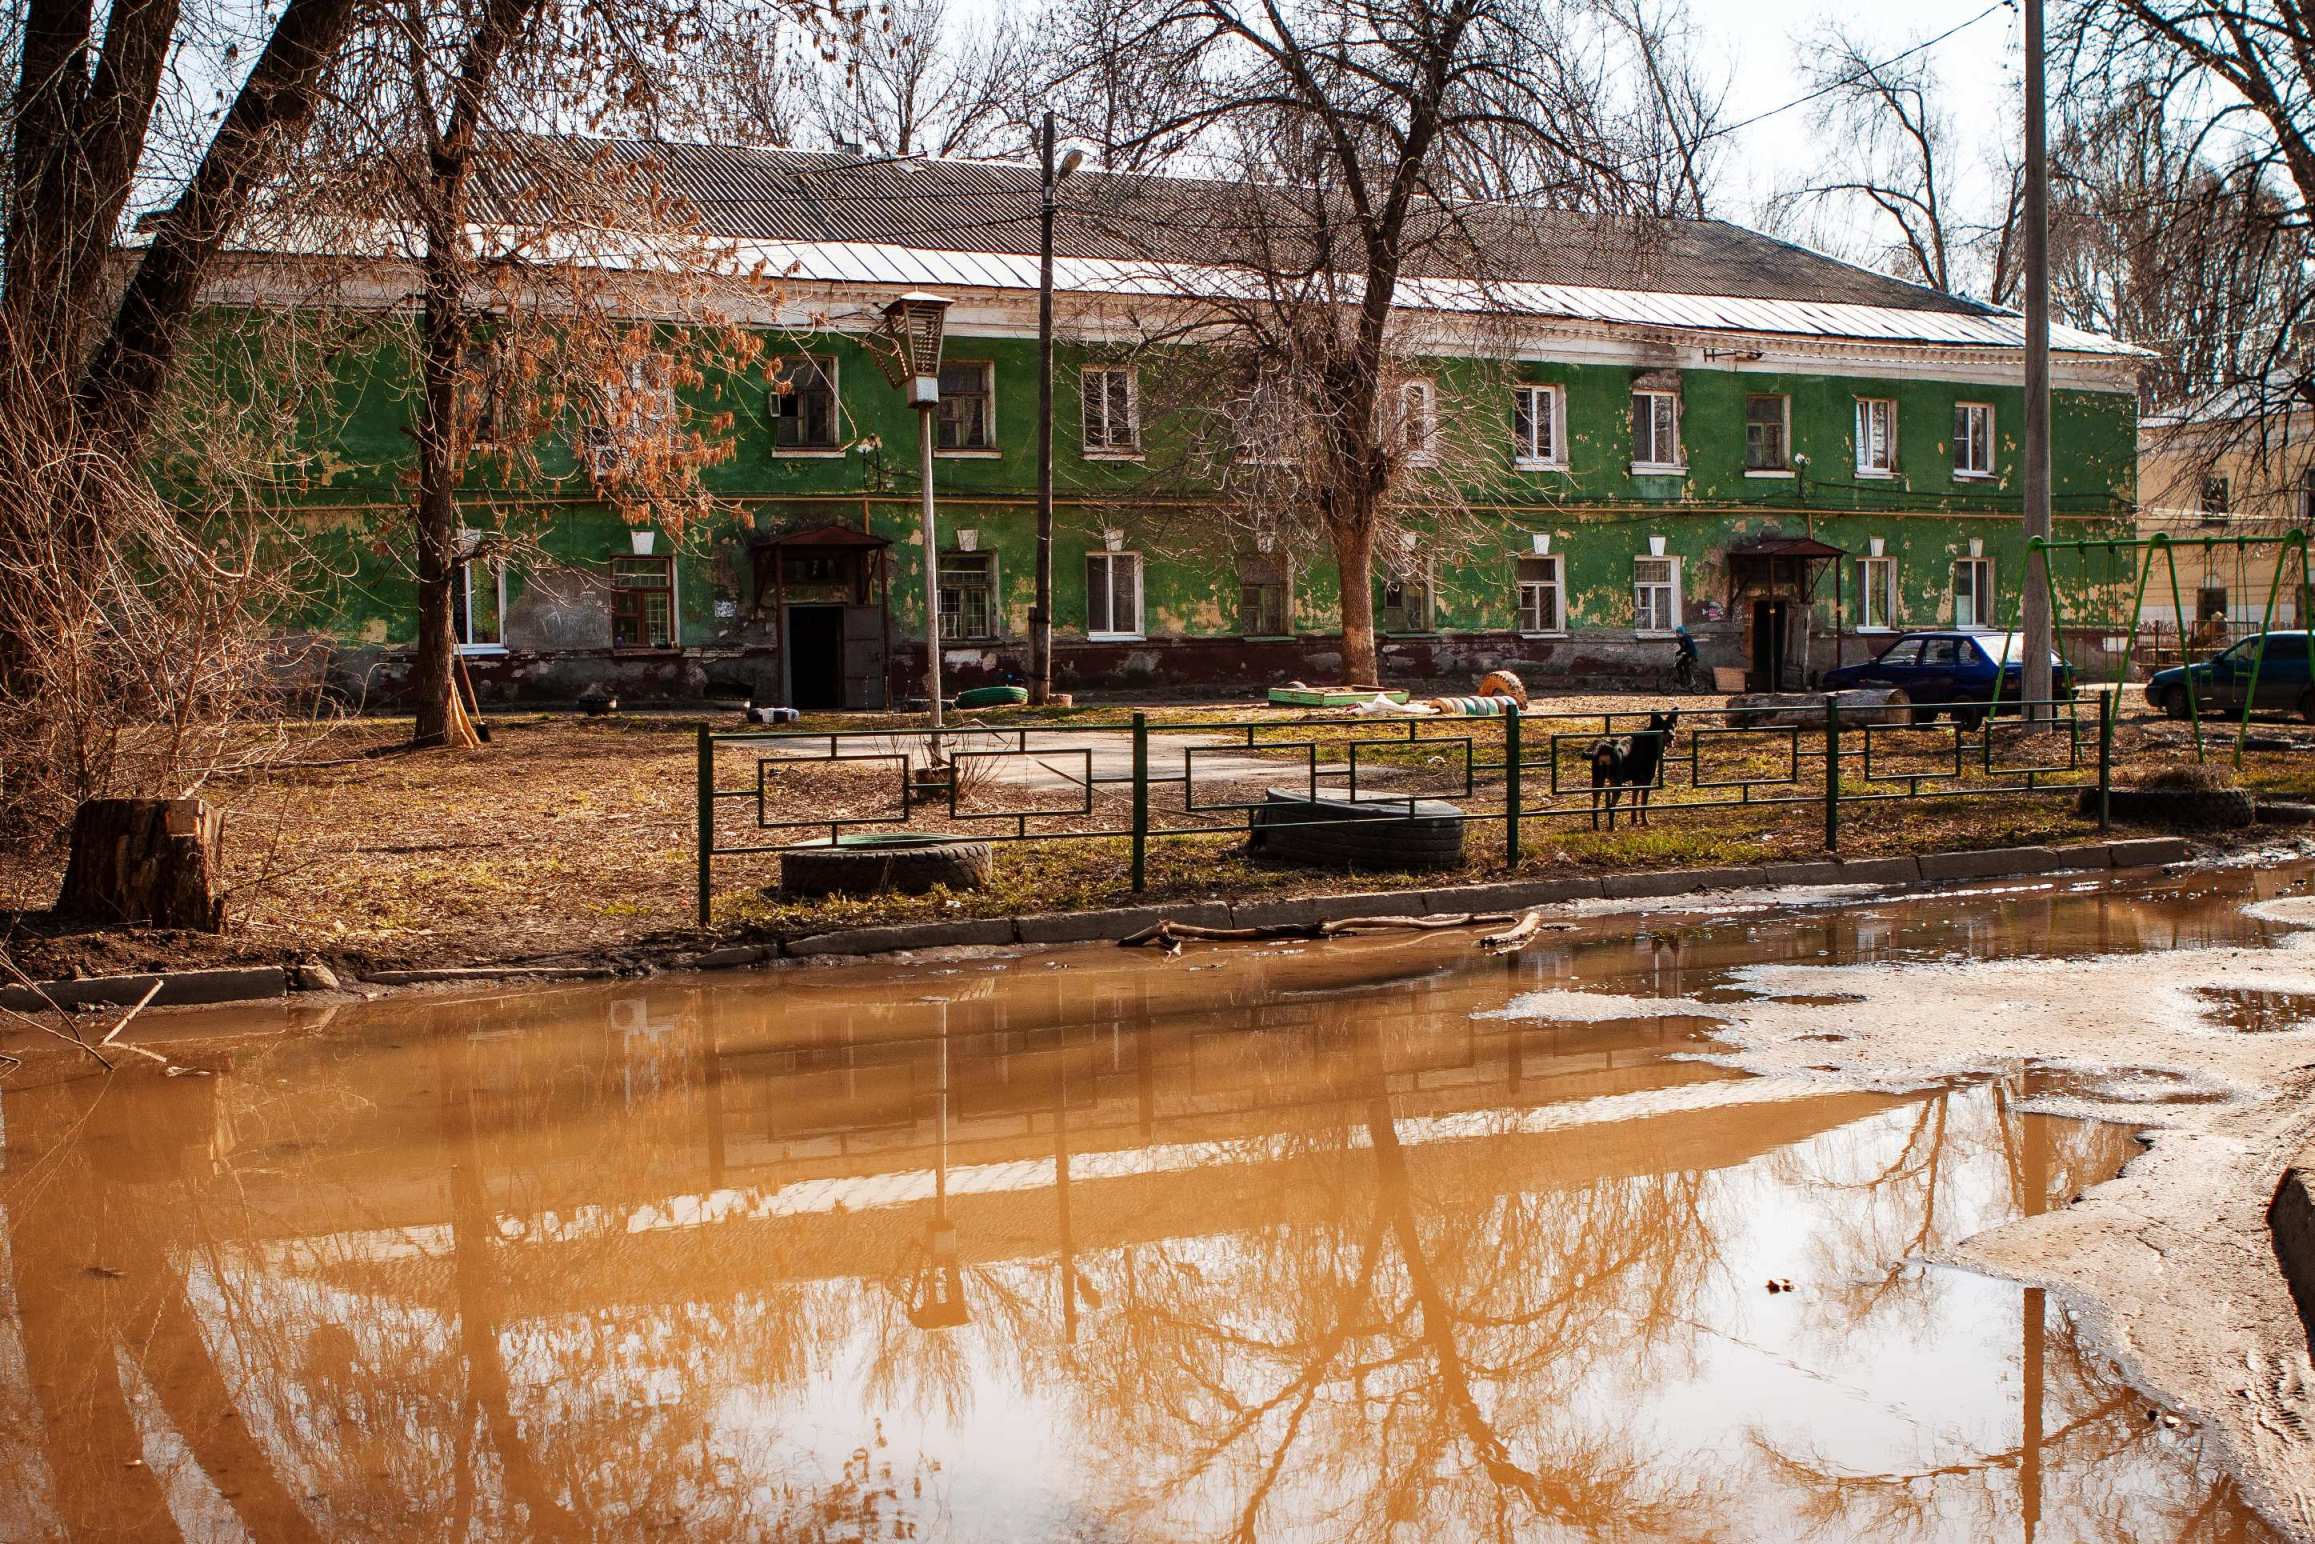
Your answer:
[786,606,845,709]
[1751,599,1789,690]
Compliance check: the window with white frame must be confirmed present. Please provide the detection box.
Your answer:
[1237,551,1290,635]
[1513,385,1563,467]
[1953,402,1994,476]
[456,536,506,650]
[583,357,678,480]
[1631,390,1682,470]
[1086,550,1142,637]
[939,550,998,640]
[1633,555,1682,633]
[1380,560,1434,632]
[1393,379,1438,464]
[1856,555,1897,630]
[1082,366,1139,454]
[1233,368,1292,466]
[1952,556,1993,629]
[1854,397,1897,475]
[1745,393,1791,471]
[936,361,995,450]
[1517,555,1564,634]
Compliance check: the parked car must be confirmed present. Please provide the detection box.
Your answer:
[1820,630,2075,726]
[2147,631,2315,722]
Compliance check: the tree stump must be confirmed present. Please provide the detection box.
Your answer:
[52,798,226,931]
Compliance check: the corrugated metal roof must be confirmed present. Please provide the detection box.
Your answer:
[735,237,2142,355]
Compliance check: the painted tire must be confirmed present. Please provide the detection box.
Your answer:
[777,835,994,898]
[1247,788,1466,872]
[955,685,1029,710]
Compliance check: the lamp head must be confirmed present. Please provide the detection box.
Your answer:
[875,291,953,404]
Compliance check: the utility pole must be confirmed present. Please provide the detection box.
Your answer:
[1032,112,1059,704]
[2021,0,2054,718]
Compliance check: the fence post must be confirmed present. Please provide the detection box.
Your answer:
[695,724,714,928]
[1823,696,1841,851]
[1503,709,1523,870]
[2097,687,2114,834]
[1130,711,1149,893]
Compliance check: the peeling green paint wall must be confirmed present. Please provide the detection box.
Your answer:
[248,318,2138,648]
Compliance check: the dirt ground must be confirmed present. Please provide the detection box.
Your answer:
[2,687,2309,982]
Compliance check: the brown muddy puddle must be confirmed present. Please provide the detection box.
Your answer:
[2197,986,2315,1033]
[2,863,2304,1541]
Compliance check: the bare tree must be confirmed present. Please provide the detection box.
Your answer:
[1054,0,1637,684]
[1772,23,1966,294]
[1600,0,1727,219]
[799,0,1026,158]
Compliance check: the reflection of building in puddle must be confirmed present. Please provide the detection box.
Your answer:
[2193,985,2315,1033]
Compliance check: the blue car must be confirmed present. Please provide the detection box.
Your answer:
[1821,630,2075,725]
[2148,631,2315,722]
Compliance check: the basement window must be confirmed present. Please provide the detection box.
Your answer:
[611,555,676,650]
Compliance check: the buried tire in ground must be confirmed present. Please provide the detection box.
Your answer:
[777,834,994,899]
[1248,788,1467,871]
[2079,784,2256,831]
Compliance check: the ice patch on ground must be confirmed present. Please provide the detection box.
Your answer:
[1476,988,1730,1023]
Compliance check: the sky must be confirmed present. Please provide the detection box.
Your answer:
[1682,0,2024,226]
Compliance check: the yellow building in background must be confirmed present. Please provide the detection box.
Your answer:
[2135,404,2314,651]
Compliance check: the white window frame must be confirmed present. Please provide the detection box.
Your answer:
[1631,389,1683,473]
[456,531,508,653]
[1081,365,1141,458]
[1744,392,1794,477]
[1953,401,1995,478]
[938,549,1000,641]
[1854,397,1897,477]
[1953,556,1994,629]
[769,353,844,457]
[1856,555,1897,632]
[1086,549,1143,640]
[1394,378,1438,466]
[1633,555,1682,636]
[934,359,998,456]
[1513,385,1565,470]
[1517,554,1565,636]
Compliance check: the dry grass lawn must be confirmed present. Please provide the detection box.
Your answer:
[2,688,2308,981]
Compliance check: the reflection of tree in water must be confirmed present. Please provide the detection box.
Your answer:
[1753,1081,2272,1543]
[1752,1304,2275,1543]
[965,1090,1734,1542]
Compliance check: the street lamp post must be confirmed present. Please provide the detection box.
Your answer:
[873,291,954,738]
[1032,114,1085,706]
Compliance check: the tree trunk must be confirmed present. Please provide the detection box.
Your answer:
[53,797,225,930]
[410,219,466,748]
[1334,519,1378,684]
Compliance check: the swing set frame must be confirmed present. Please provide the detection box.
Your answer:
[1992,528,2315,766]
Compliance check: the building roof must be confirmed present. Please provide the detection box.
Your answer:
[564,138,1991,319]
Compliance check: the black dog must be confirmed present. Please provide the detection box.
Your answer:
[1589,710,1678,830]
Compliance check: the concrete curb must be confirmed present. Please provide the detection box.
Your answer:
[2271,1151,2315,1354]
[0,966,287,1013]
[759,835,2194,962]
[0,835,2199,1010]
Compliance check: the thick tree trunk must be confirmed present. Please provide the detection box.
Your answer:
[1333,520,1379,684]
[53,797,225,930]
[410,215,467,748]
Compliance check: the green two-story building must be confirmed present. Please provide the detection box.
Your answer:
[253,142,2142,707]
